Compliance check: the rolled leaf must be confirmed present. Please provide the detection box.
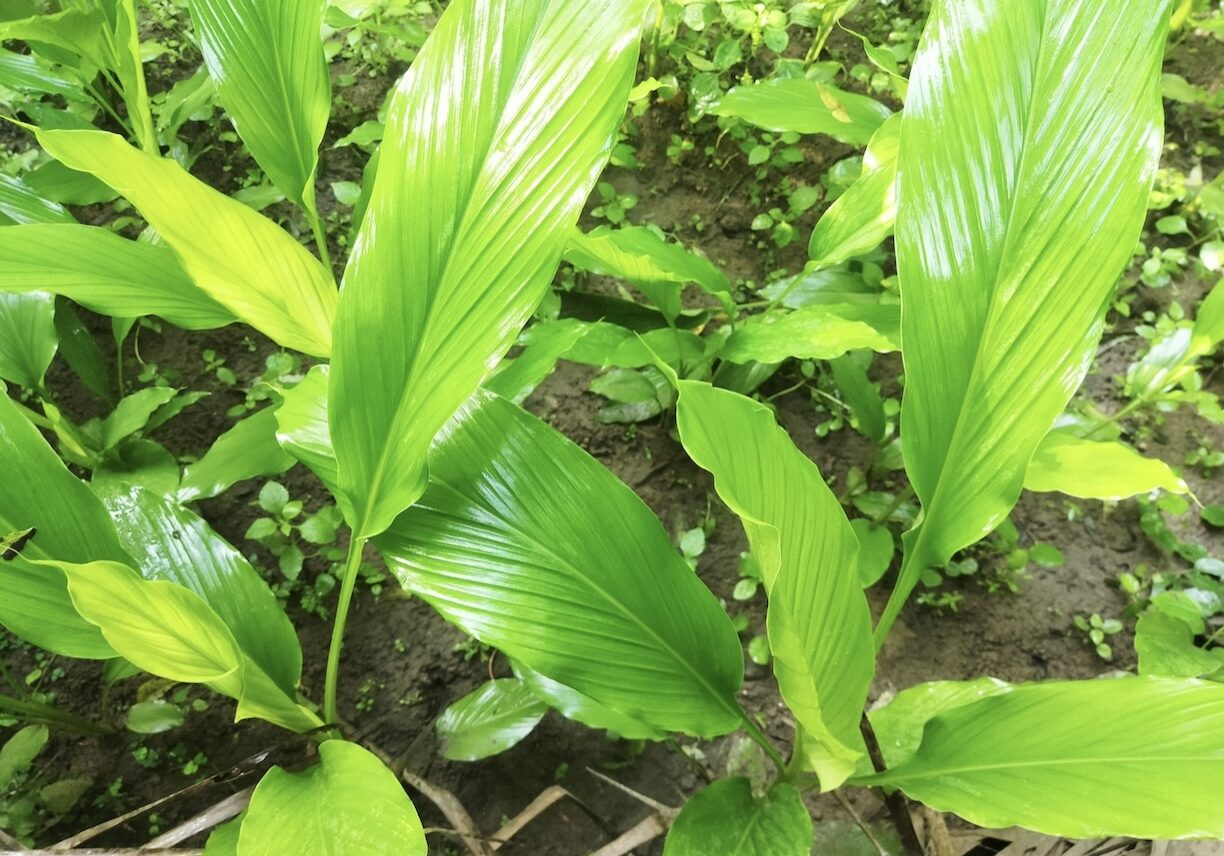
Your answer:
[377,391,745,738]
[711,79,890,145]
[0,390,129,658]
[189,0,330,211]
[858,677,1224,839]
[329,0,649,536]
[878,0,1169,641]
[31,128,336,356]
[1024,430,1187,500]
[236,740,425,856]
[0,225,234,330]
[675,381,873,787]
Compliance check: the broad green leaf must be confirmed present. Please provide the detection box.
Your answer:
[435,679,547,761]
[512,661,663,740]
[0,390,128,658]
[125,699,185,734]
[275,365,340,497]
[485,321,590,404]
[178,408,297,502]
[23,160,117,206]
[237,740,425,856]
[0,173,75,224]
[0,225,234,330]
[54,299,113,402]
[0,725,47,789]
[858,677,1224,839]
[1024,430,1187,500]
[1191,277,1224,355]
[663,778,812,856]
[711,79,891,145]
[377,391,744,738]
[850,519,893,587]
[1136,611,1221,679]
[189,0,330,211]
[675,381,872,787]
[0,47,84,100]
[31,128,336,356]
[865,678,1010,769]
[720,304,899,365]
[759,268,879,309]
[808,114,900,268]
[95,483,302,698]
[329,0,649,537]
[0,292,56,389]
[203,817,241,856]
[879,0,1169,641]
[830,355,886,445]
[93,387,178,450]
[565,226,732,320]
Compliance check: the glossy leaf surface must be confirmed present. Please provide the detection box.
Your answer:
[0,225,234,331]
[274,365,340,498]
[512,662,663,740]
[721,304,899,364]
[0,391,128,658]
[711,79,890,144]
[662,778,812,856]
[377,391,744,738]
[0,292,56,389]
[675,381,872,787]
[238,740,425,856]
[330,0,648,536]
[859,677,1224,839]
[0,173,74,224]
[880,0,1169,640]
[436,679,547,762]
[178,408,297,502]
[1024,430,1187,500]
[32,128,336,356]
[189,0,330,210]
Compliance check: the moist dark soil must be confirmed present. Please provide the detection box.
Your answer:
[3,11,1224,856]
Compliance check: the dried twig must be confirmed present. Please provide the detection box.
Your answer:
[143,788,252,849]
[922,806,955,856]
[400,769,492,856]
[584,768,677,819]
[490,785,570,851]
[834,790,890,856]
[585,814,669,856]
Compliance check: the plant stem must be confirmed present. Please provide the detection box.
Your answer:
[323,535,367,725]
[739,711,786,774]
[0,693,112,736]
[859,714,923,855]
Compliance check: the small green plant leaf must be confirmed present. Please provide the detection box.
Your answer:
[675,381,873,788]
[879,0,1169,641]
[189,0,330,212]
[0,225,235,330]
[0,172,74,225]
[830,355,887,446]
[711,79,891,145]
[31,128,336,356]
[1136,612,1221,679]
[274,366,340,497]
[1024,431,1188,500]
[330,0,649,537]
[0,725,48,790]
[125,699,185,735]
[178,408,297,503]
[0,292,57,390]
[662,777,812,856]
[857,677,1224,839]
[377,391,744,738]
[720,304,900,364]
[435,679,548,762]
[850,519,894,587]
[237,740,426,856]
[0,392,129,658]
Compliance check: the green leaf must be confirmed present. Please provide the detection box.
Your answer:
[95,483,303,701]
[0,225,235,330]
[0,47,85,101]
[0,292,57,389]
[711,79,891,145]
[189,0,330,211]
[485,321,590,404]
[867,678,1010,769]
[203,816,241,856]
[720,304,899,364]
[808,114,900,268]
[0,725,47,790]
[274,366,340,497]
[30,128,336,356]
[54,299,112,402]
[850,519,893,587]
[1136,611,1221,679]
[1191,277,1224,354]
[125,699,185,734]
[178,408,297,502]
[0,391,129,658]
[663,778,812,856]
[436,678,548,761]
[237,740,425,856]
[878,0,1169,641]
[674,381,872,787]
[97,387,178,449]
[1024,430,1187,500]
[512,661,663,740]
[858,677,1224,839]
[0,173,75,224]
[329,0,649,536]
[565,226,732,320]
[376,391,744,738]
[830,355,886,445]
